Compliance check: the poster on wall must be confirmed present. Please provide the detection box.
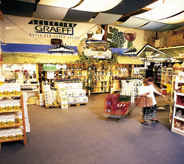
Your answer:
[107,26,137,55]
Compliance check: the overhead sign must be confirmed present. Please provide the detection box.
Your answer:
[43,64,67,71]
[28,19,77,35]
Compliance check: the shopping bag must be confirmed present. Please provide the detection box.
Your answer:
[135,96,153,107]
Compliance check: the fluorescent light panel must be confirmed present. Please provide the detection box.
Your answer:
[135,0,184,22]
[73,0,122,12]
[38,0,81,8]
[89,13,122,25]
[118,17,149,28]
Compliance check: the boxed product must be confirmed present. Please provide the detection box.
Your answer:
[26,123,31,133]
[38,100,44,107]
[0,85,4,95]
[15,112,23,123]
[45,99,52,105]
[24,110,28,119]
[73,97,78,103]
[12,83,20,94]
[57,91,66,96]
[66,90,72,97]
[13,100,21,110]
[67,97,74,103]
[4,100,13,110]
[15,128,23,138]
[0,115,7,125]
[0,100,5,111]
[24,117,30,125]
[58,88,66,92]
[3,84,13,95]
[0,129,8,140]
[78,89,86,96]
[72,89,80,97]
[27,97,38,105]
[7,128,16,139]
[77,96,88,103]
[6,114,15,125]
[64,83,70,89]
[39,94,44,100]
[61,103,68,109]
[60,96,68,102]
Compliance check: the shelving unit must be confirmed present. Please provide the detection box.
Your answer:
[171,76,184,136]
[153,66,162,87]
[161,67,173,88]
[38,63,138,94]
[0,94,27,149]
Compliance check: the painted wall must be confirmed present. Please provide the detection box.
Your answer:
[0,15,155,52]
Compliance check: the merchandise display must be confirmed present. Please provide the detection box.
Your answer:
[104,94,131,117]
[121,79,142,103]
[55,82,88,108]
[171,75,184,136]
[0,84,28,149]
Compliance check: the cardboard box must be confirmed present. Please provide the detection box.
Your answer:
[67,97,74,103]
[39,100,44,106]
[0,129,8,139]
[66,90,72,97]
[60,96,68,102]
[26,124,31,133]
[61,103,68,109]
[39,94,44,100]
[7,129,16,138]
[15,128,23,137]
[0,115,6,124]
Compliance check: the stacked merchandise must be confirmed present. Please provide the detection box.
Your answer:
[55,83,68,109]
[121,79,142,103]
[42,84,57,107]
[65,83,88,105]
[0,128,23,140]
[56,82,88,108]
[22,92,31,132]
[0,91,30,135]
[104,94,131,116]
[36,94,44,107]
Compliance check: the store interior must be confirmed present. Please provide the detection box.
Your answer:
[1,0,184,163]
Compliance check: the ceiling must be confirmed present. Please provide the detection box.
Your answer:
[1,0,184,31]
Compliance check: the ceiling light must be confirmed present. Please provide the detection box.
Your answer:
[135,0,184,22]
[73,0,122,12]
[38,0,81,8]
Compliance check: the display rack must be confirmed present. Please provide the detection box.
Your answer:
[38,63,138,94]
[153,66,162,87]
[161,67,173,88]
[171,76,184,136]
[0,93,27,149]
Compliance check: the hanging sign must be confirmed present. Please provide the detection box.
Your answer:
[43,64,67,71]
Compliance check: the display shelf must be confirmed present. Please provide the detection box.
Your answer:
[174,116,184,122]
[22,89,39,92]
[172,127,184,136]
[175,104,184,109]
[0,94,27,149]
[0,123,23,129]
[20,83,39,86]
[171,77,184,136]
[0,109,22,113]
[175,92,184,96]
[0,94,21,98]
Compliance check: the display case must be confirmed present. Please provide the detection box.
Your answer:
[171,75,184,136]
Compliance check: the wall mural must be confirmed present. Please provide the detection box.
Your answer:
[107,26,137,55]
